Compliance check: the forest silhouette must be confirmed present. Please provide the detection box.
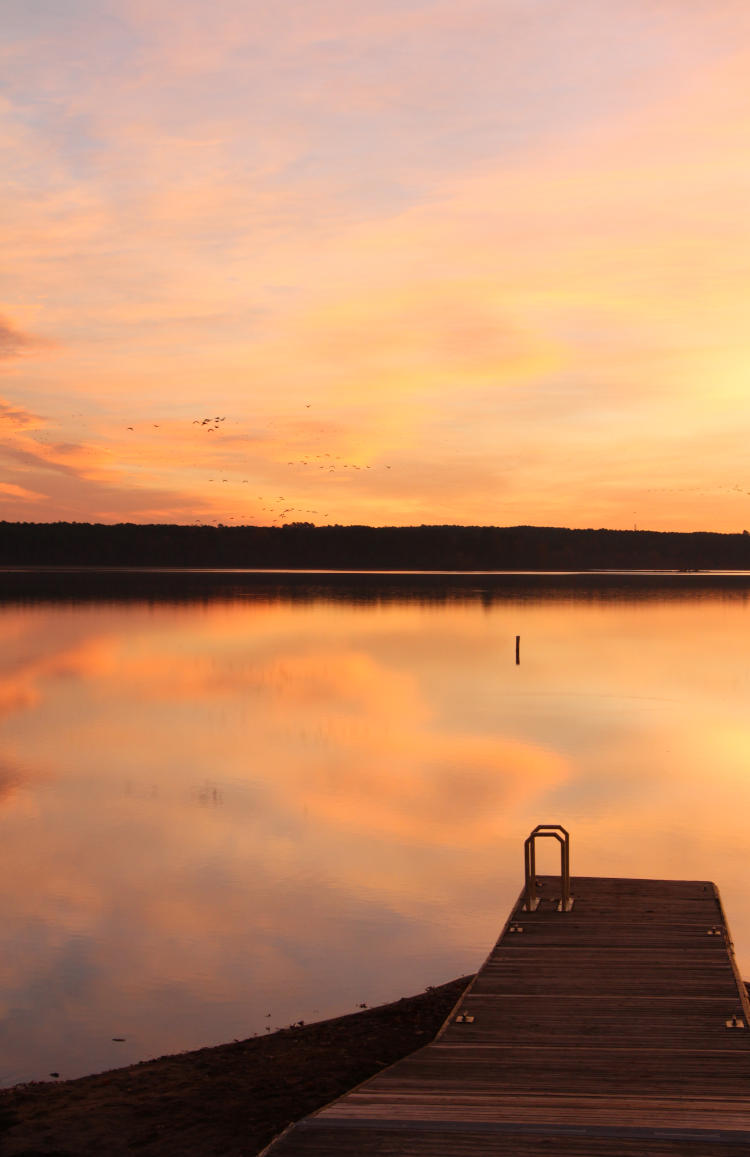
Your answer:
[2,520,750,571]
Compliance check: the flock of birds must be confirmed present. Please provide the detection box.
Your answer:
[192,416,227,432]
[646,484,750,496]
[122,407,394,525]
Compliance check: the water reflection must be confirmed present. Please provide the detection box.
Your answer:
[1,585,750,1085]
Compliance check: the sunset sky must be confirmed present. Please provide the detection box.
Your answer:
[4,0,750,530]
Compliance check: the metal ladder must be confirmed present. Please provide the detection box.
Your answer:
[523,823,574,911]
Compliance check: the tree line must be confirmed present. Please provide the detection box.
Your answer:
[2,520,750,570]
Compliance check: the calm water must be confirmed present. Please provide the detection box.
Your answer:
[2,574,750,1086]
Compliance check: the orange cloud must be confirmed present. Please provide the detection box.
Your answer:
[0,481,44,501]
[6,4,750,528]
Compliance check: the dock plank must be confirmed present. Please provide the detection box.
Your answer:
[262,876,750,1155]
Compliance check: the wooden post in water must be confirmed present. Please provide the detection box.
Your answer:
[515,635,520,664]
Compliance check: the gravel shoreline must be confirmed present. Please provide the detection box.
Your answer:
[0,975,472,1157]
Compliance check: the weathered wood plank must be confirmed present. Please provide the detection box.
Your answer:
[365,1044,750,1096]
[263,1119,750,1155]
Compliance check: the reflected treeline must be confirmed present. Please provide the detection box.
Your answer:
[2,566,750,606]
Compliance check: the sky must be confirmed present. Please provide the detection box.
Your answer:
[4,0,750,530]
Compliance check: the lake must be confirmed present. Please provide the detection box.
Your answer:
[2,571,750,1086]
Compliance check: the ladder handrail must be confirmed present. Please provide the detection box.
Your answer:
[523,824,573,911]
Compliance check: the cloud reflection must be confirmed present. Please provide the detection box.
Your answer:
[2,592,750,1084]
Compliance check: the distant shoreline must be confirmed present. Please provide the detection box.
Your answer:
[3,521,750,573]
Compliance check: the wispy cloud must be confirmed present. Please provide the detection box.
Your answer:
[0,481,45,501]
[5,2,750,527]
[0,317,52,361]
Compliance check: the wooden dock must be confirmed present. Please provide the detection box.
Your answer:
[263,835,750,1154]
